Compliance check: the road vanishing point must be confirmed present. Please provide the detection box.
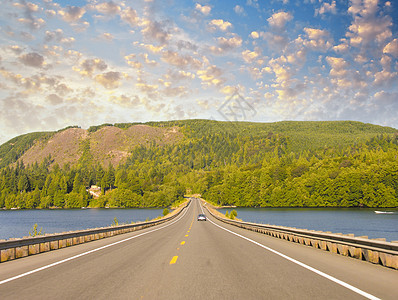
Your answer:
[0,198,397,299]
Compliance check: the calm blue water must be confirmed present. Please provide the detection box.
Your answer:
[2,208,398,242]
[0,208,164,240]
[218,208,398,242]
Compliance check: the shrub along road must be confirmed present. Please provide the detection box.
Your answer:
[0,198,397,299]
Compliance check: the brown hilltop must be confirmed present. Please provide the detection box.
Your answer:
[18,125,182,167]
[19,128,87,167]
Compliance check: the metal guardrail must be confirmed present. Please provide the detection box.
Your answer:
[0,200,191,262]
[203,201,398,270]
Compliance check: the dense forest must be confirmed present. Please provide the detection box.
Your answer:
[1,120,398,209]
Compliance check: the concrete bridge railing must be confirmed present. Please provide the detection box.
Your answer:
[0,200,190,263]
[202,200,398,270]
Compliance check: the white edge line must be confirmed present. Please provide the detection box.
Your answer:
[200,200,380,300]
[0,202,191,286]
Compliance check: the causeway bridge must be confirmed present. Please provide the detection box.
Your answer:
[0,198,397,299]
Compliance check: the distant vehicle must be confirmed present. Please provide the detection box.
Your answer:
[197,214,207,221]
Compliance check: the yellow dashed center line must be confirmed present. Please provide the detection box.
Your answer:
[169,220,194,265]
[170,256,178,264]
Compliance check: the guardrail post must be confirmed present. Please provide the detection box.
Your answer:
[40,241,50,252]
[59,239,66,248]
[29,244,39,255]
[1,248,15,262]
[16,246,29,258]
[385,254,398,269]
[50,241,59,250]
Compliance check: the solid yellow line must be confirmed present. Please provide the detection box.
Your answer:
[181,241,185,245]
[170,256,178,264]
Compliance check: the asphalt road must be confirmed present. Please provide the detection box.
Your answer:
[0,198,397,299]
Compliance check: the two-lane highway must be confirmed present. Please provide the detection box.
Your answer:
[0,199,397,299]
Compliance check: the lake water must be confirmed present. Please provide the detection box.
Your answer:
[0,208,164,240]
[1,207,398,242]
[218,208,398,242]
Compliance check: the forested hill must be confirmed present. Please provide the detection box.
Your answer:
[1,120,398,209]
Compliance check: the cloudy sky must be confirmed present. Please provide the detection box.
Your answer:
[0,0,397,144]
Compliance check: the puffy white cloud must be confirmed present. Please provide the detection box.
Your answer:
[304,28,328,40]
[161,51,202,69]
[141,19,172,45]
[347,0,392,49]
[373,69,397,86]
[333,40,350,53]
[55,83,73,96]
[109,94,141,107]
[195,3,211,15]
[162,86,188,97]
[316,1,337,15]
[326,56,349,77]
[374,90,398,106]
[74,58,108,77]
[210,35,242,54]
[242,48,261,63]
[94,2,121,15]
[136,81,159,98]
[197,65,225,86]
[101,33,114,41]
[45,29,64,42]
[141,53,158,67]
[269,57,293,83]
[220,85,238,95]
[121,7,139,27]
[13,1,45,30]
[383,39,398,57]
[250,31,259,39]
[124,54,142,69]
[140,43,164,54]
[17,17,46,30]
[94,71,124,89]
[176,40,198,51]
[208,19,232,32]
[19,52,44,68]
[301,28,333,52]
[8,45,23,55]
[163,70,195,82]
[217,35,242,50]
[58,6,86,23]
[234,5,245,15]
[46,10,57,17]
[267,11,292,30]
[44,29,75,44]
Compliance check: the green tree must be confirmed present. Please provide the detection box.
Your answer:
[17,174,30,192]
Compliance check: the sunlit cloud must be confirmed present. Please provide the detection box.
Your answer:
[58,6,86,23]
[267,11,293,30]
[94,71,125,89]
[19,52,45,68]
[208,19,233,32]
[383,39,398,57]
[195,3,211,16]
